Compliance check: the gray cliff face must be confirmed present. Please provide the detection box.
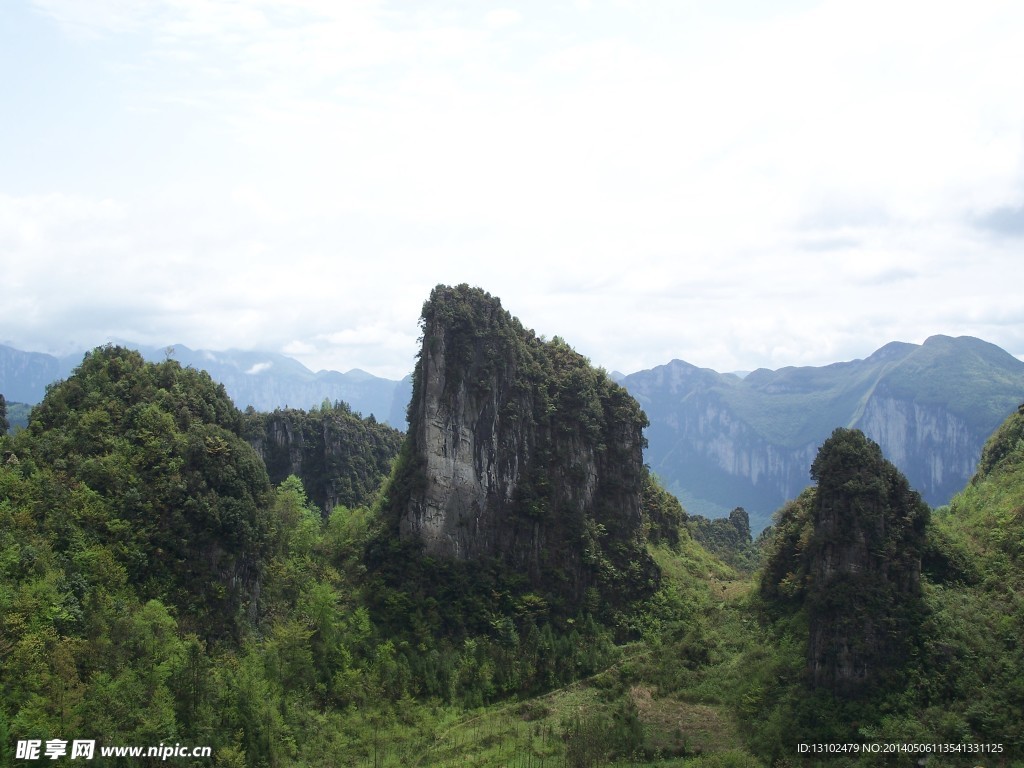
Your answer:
[399,317,635,569]
[393,285,653,606]
[669,393,819,505]
[259,416,303,476]
[401,329,538,560]
[856,395,978,504]
[635,368,820,526]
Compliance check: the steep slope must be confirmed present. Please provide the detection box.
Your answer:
[383,284,657,616]
[908,403,1024,754]
[760,429,929,695]
[624,336,1024,529]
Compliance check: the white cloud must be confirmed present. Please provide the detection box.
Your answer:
[485,9,521,29]
[282,339,316,356]
[5,0,1024,376]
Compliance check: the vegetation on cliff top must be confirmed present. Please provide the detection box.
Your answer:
[243,401,403,513]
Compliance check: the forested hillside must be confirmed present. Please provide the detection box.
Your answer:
[0,347,513,764]
[0,342,705,766]
[2,334,1023,766]
[244,403,403,513]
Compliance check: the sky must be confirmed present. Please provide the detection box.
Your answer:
[2,0,1024,380]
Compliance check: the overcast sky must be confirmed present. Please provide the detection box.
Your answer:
[3,0,1024,379]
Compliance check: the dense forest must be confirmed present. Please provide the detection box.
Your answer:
[2,329,1023,765]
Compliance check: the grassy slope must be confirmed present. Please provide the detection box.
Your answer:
[933,404,1024,600]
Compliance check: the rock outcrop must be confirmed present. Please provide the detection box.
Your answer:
[687,507,755,568]
[246,404,403,513]
[761,428,930,695]
[389,284,657,610]
[806,429,929,693]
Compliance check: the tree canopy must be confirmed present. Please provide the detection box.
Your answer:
[14,345,272,639]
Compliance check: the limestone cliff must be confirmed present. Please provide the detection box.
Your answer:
[246,404,403,513]
[855,395,977,502]
[388,284,656,611]
[625,336,1024,529]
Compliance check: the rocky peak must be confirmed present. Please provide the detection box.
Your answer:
[805,428,929,694]
[761,429,930,695]
[389,284,657,611]
[245,404,404,513]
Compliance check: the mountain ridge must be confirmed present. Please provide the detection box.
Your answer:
[5,335,1023,529]
[626,334,1024,528]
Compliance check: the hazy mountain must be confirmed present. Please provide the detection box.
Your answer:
[621,335,1024,530]
[0,345,81,402]
[0,342,410,430]
[388,374,413,427]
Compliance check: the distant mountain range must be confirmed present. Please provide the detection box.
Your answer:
[623,335,1024,529]
[5,336,1023,530]
[0,343,412,429]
